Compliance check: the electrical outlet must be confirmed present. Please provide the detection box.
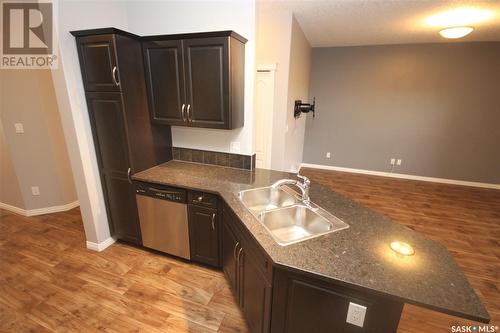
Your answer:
[14,123,24,134]
[397,159,402,166]
[230,141,241,153]
[346,302,367,327]
[390,158,396,166]
[31,186,40,196]
[326,152,331,159]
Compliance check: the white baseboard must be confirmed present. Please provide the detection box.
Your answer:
[0,202,28,216]
[300,163,500,190]
[0,200,80,216]
[86,236,116,252]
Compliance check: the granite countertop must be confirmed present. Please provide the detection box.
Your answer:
[133,160,490,323]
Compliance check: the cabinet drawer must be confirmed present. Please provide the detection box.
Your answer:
[188,191,218,208]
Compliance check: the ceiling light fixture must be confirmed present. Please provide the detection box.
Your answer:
[439,26,474,39]
[425,8,494,27]
[390,241,415,256]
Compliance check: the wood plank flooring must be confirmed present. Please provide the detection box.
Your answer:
[301,168,500,332]
[1,168,499,332]
[0,208,249,333]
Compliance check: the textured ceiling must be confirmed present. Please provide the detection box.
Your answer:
[269,0,500,47]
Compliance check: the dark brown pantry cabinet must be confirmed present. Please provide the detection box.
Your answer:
[71,28,172,244]
[142,31,246,129]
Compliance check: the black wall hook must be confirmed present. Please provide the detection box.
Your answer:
[294,97,315,119]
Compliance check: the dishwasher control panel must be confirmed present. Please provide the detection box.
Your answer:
[135,182,186,203]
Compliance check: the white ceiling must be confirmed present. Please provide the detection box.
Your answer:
[270,0,500,47]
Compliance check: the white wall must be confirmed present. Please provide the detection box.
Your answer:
[0,68,77,212]
[51,0,130,244]
[256,2,292,171]
[284,17,311,172]
[0,119,24,209]
[256,3,311,172]
[125,0,256,155]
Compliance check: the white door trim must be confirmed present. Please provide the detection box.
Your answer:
[254,64,277,169]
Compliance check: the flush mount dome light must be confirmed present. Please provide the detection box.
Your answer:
[439,26,474,39]
[390,241,415,256]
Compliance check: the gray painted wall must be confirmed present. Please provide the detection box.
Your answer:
[303,42,500,184]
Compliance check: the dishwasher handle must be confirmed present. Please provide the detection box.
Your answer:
[135,182,186,203]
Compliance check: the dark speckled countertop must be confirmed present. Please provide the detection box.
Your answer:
[133,160,490,323]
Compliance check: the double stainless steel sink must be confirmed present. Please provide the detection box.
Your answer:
[237,186,349,246]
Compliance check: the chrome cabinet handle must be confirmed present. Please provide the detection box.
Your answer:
[211,213,216,230]
[237,247,244,266]
[187,104,191,123]
[112,66,120,86]
[233,242,240,261]
[127,167,132,184]
[181,104,186,122]
[197,196,203,202]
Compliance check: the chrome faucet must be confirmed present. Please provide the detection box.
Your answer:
[272,174,311,204]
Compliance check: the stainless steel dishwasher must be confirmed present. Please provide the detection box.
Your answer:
[135,182,190,259]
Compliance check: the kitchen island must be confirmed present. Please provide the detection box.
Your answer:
[133,160,489,332]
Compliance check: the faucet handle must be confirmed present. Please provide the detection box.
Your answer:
[297,174,310,186]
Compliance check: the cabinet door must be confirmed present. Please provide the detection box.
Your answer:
[188,205,219,267]
[76,34,121,92]
[183,37,229,129]
[222,209,239,291]
[271,269,403,333]
[86,92,141,244]
[142,40,186,126]
[240,251,272,333]
[102,173,142,244]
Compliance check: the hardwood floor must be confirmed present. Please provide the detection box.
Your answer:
[0,208,249,333]
[1,169,498,332]
[301,168,500,332]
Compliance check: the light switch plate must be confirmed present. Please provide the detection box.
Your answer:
[346,302,367,327]
[14,123,24,134]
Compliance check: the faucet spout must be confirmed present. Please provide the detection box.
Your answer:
[271,174,311,204]
[271,179,298,189]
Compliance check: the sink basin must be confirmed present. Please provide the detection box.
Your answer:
[258,204,349,246]
[237,185,349,246]
[238,186,298,215]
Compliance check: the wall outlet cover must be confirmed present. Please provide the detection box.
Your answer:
[31,186,40,196]
[326,152,331,158]
[390,158,396,165]
[346,302,367,327]
[397,159,402,166]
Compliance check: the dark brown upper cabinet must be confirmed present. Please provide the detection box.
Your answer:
[76,34,121,92]
[183,37,228,128]
[142,31,246,129]
[71,28,173,245]
[142,40,186,126]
